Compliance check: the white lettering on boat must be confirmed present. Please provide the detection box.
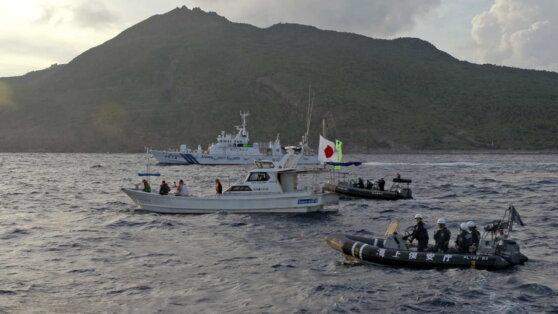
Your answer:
[377,248,386,258]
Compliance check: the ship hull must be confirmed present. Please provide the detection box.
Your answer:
[151,150,319,165]
[122,188,338,214]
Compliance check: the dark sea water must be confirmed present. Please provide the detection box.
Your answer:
[0,153,557,313]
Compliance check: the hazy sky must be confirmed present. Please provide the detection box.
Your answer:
[1,0,557,77]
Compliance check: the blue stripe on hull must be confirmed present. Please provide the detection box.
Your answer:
[180,153,199,164]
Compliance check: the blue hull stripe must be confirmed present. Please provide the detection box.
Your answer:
[180,153,200,164]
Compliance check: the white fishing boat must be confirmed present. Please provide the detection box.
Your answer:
[122,150,338,214]
[150,112,319,165]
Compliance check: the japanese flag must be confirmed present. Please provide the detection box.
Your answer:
[318,135,338,163]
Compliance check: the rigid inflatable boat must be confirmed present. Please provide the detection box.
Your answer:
[325,177,412,200]
[326,206,527,270]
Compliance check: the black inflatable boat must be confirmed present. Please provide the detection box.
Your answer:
[326,206,528,270]
[326,177,412,200]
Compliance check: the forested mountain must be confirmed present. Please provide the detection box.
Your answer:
[1,6,557,152]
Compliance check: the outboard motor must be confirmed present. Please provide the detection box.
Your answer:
[397,188,412,199]
[496,239,527,265]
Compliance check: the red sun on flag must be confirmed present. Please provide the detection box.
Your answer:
[324,145,334,158]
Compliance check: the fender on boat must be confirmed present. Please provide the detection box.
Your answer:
[326,233,514,270]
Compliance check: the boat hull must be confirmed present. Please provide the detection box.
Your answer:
[122,188,338,214]
[326,233,518,270]
[325,182,409,200]
[151,150,319,165]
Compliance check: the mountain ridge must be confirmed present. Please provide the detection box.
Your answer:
[0,6,557,152]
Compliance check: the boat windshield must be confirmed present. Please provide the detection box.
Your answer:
[255,161,275,169]
[247,172,270,181]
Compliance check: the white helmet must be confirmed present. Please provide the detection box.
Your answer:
[460,223,469,231]
[437,218,446,224]
[414,214,423,219]
[467,221,476,228]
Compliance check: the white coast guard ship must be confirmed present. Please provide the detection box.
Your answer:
[151,112,319,165]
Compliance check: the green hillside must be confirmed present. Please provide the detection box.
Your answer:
[1,6,557,152]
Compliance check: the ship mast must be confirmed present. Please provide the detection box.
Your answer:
[236,111,250,138]
[303,84,314,147]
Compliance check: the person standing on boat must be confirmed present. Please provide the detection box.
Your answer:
[403,214,429,252]
[467,221,481,254]
[142,179,151,193]
[378,178,386,191]
[455,223,472,254]
[433,218,451,253]
[159,181,171,195]
[357,177,365,188]
[215,179,223,194]
[175,180,190,196]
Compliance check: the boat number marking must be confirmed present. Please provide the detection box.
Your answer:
[442,255,452,262]
[408,252,418,260]
[359,244,368,259]
[298,198,318,204]
[351,241,360,257]
[426,253,435,261]
[393,251,401,258]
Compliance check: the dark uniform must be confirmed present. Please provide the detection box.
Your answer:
[357,178,365,188]
[159,182,170,195]
[455,230,472,254]
[433,227,451,253]
[408,221,429,252]
[378,178,386,191]
[470,228,481,253]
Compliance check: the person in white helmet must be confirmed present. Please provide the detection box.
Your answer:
[455,222,472,254]
[403,214,429,252]
[433,218,451,253]
[467,221,480,254]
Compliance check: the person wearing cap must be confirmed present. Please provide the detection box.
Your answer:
[403,214,429,252]
[467,221,481,254]
[455,223,473,254]
[433,218,451,253]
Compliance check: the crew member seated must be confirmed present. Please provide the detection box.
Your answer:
[366,180,373,190]
[159,180,171,195]
[175,179,190,196]
[141,179,151,193]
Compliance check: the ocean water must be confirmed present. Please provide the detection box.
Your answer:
[0,153,556,313]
